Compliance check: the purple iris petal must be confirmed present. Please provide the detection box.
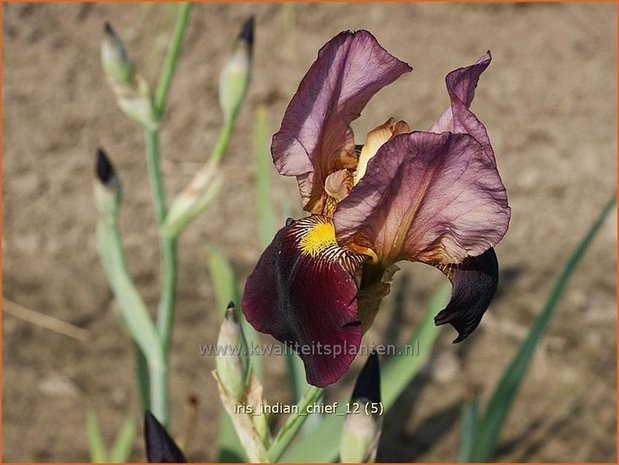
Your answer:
[241,216,367,387]
[429,52,495,160]
[271,30,412,214]
[434,247,499,342]
[333,131,510,266]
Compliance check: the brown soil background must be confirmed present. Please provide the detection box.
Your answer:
[3,2,616,462]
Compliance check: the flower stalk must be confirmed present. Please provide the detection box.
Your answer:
[267,385,323,461]
[94,149,167,423]
[162,16,254,237]
[99,3,192,427]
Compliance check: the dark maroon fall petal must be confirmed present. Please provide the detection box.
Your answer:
[271,30,412,215]
[434,247,499,343]
[144,411,186,463]
[241,216,368,387]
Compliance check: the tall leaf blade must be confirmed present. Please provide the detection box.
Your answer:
[254,104,277,249]
[457,394,479,462]
[205,243,262,375]
[109,416,137,462]
[472,197,615,460]
[86,409,107,463]
[96,221,164,369]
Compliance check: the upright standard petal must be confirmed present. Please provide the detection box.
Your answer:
[334,131,510,267]
[429,52,495,160]
[272,30,412,215]
[241,216,367,387]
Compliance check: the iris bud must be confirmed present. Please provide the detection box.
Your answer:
[101,22,135,85]
[215,302,248,400]
[340,352,383,462]
[144,410,186,463]
[218,16,254,124]
[94,148,121,217]
[100,22,157,129]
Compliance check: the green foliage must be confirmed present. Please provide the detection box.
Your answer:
[86,410,107,463]
[254,104,277,248]
[86,410,136,463]
[460,197,615,461]
[109,417,137,462]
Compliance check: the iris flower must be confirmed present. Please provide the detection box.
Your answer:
[242,30,510,387]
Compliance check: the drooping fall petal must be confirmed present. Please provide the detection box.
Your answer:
[333,131,510,267]
[241,216,368,387]
[429,52,495,160]
[271,30,412,215]
[434,247,499,342]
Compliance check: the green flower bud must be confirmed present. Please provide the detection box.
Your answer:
[100,22,157,130]
[215,302,248,400]
[218,16,254,124]
[340,352,383,463]
[101,22,135,85]
[94,148,121,217]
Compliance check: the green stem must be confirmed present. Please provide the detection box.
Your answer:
[135,344,151,411]
[144,128,179,354]
[267,386,323,461]
[210,118,235,166]
[141,1,191,423]
[157,237,178,355]
[144,129,167,224]
[149,360,169,428]
[154,2,192,118]
[97,214,167,424]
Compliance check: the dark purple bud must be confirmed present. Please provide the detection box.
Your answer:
[96,148,115,185]
[238,16,254,51]
[103,21,114,37]
[351,351,381,403]
[144,410,186,463]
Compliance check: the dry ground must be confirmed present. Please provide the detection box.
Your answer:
[3,3,616,461]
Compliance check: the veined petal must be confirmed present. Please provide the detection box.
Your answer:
[333,131,510,267]
[272,30,412,215]
[241,216,368,387]
[435,247,499,342]
[429,52,495,160]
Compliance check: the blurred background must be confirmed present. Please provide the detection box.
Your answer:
[3,2,616,461]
